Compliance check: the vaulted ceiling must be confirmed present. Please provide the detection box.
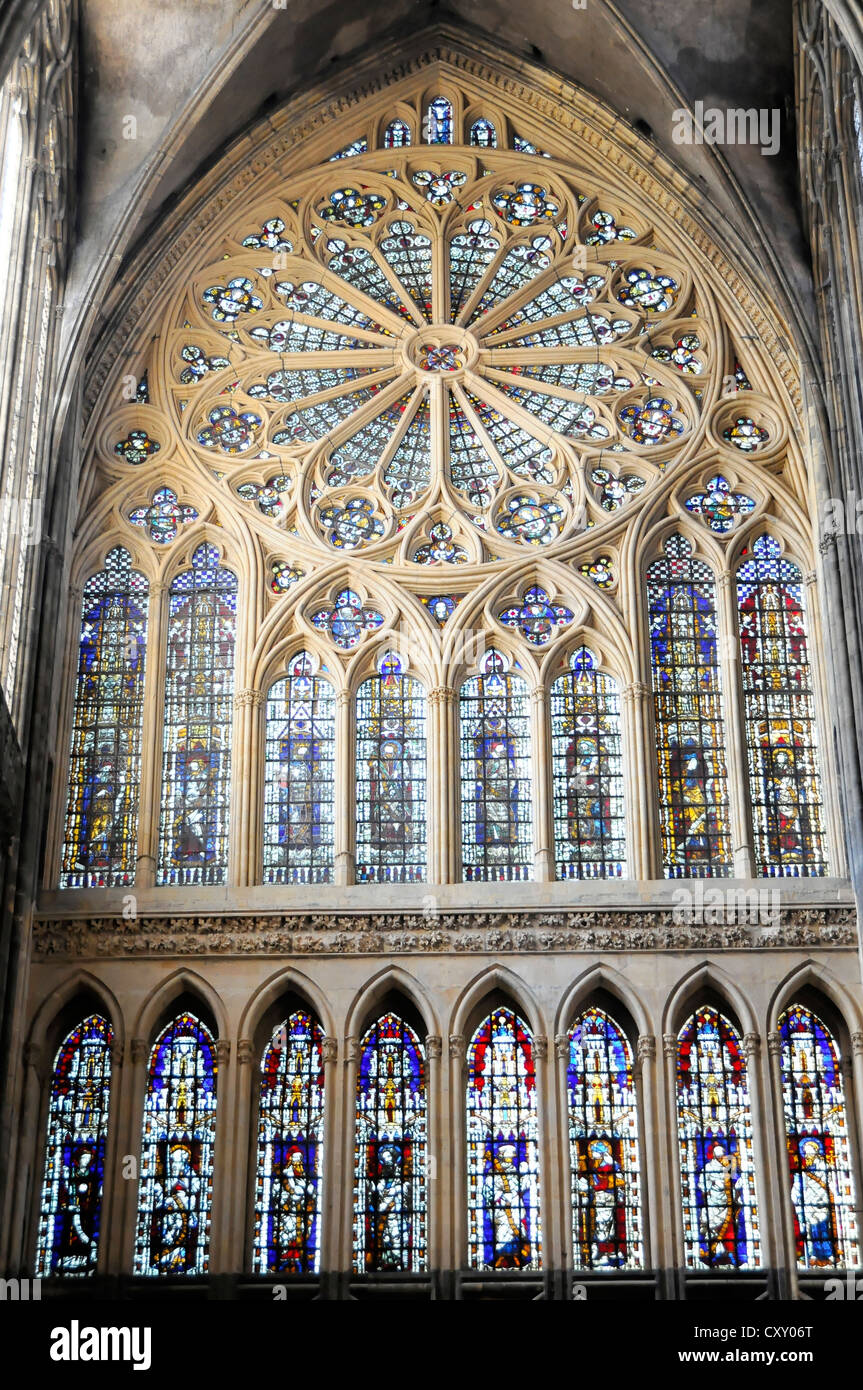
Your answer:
[69,1,804,350]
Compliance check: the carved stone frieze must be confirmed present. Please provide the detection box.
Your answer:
[31,904,858,959]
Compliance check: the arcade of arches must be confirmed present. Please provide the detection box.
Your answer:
[2,0,863,1299]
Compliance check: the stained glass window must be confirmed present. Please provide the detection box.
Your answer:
[460,650,533,881]
[60,548,148,888]
[158,544,237,885]
[737,536,827,877]
[676,1006,761,1270]
[36,1015,113,1277]
[133,1012,218,1276]
[253,1011,325,1274]
[647,534,731,877]
[354,1013,427,1272]
[355,651,428,883]
[470,118,497,148]
[551,648,626,879]
[424,97,453,144]
[264,653,335,885]
[779,1004,859,1269]
[384,118,411,149]
[567,1009,643,1270]
[466,1007,541,1270]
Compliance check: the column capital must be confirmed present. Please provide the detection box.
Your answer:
[130,1037,148,1064]
[322,1037,338,1063]
[23,1042,41,1070]
[803,570,817,588]
[337,688,351,709]
[448,1033,465,1060]
[233,687,264,709]
[110,1042,125,1068]
[662,1032,677,1059]
[428,686,455,707]
[850,1030,863,1057]
[767,1030,783,1057]
[533,1035,548,1061]
[622,681,649,705]
[554,1033,569,1061]
[637,1034,656,1063]
[345,1034,360,1064]
[237,1038,254,1065]
[742,1031,761,1058]
[214,1038,231,1065]
[425,1034,442,1060]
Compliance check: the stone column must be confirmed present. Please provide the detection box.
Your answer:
[231,1038,255,1274]
[136,582,167,889]
[532,1034,559,1287]
[209,1038,234,1273]
[661,1032,684,1293]
[741,1031,775,1277]
[530,687,554,883]
[110,1035,148,1275]
[766,1030,799,1298]
[634,1034,661,1275]
[319,1035,339,1286]
[425,1035,442,1276]
[427,688,455,883]
[842,1031,863,1261]
[716,571,756,878]
[621,681,656,879]
[333,1035,358,1287]
[232,688,265,886]
[448,1033,466,1276]
[11,1042,43,1273]
[335,690,355,885]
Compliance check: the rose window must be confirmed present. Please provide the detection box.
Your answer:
[134,152,742,565]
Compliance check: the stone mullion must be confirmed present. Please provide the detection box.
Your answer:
[232,687,264,886]
[765,1030,800,1297]
[209,1038,234,1274]
[334,688,355,886]
[530,685,553,882]
[424,1035,442,1278]
[135,581,167,890]
[716,569,756,878]
[632,1035,660,1277]
[42,578,81,889]
[553,1036,574,1277]
[621,681,657,879]
[428,686,454,883]
[7,1043,44,1273]
[844,1030,863,1261]
[336,1036,359,1288]
[319,1037,339,1287]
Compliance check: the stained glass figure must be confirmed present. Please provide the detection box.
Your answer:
[676,1006,761,1270]
[253,1011,325,1273]
[133,1012,218,1276]
[114,429,159,466]
[618,396,684,445]
[551,647,626,879]
[424,97,453,144]
[384,119,411,148]
[779,1004,860,1269]
[737,535,827,876]
[264,653,335,884]
[318,497,385,549]
[236,475,292,518]
[128,487,198,543]
[567,1008,643,1269]
[651,333,704,374]
[647,534,731,877]
[617,267,677,313]
[684,474,755,533]
[60,549,148,887]
[356,651,427,883]
[723,416,768,451]
[584,210,637,244]
[590,468,645,512]
[497,584,573,646]
[492,183,559,225]
[460,649,533,881]
[495,496,564,546]
[36,1015,113,1277]
[158,544,237,885]
[311,588,384,649]
[202,276,263,322]
[196,405,261,454]
[354,1013,427,1272]
[412,168,467,207]
[467,1008,541,1270]
[420,594,462,625]
[241,217,292,253]
[470,118,497,148]
[178,344,231,383]
[578,556,615,588]
[412,521,468,564]
[269,561,305,594]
